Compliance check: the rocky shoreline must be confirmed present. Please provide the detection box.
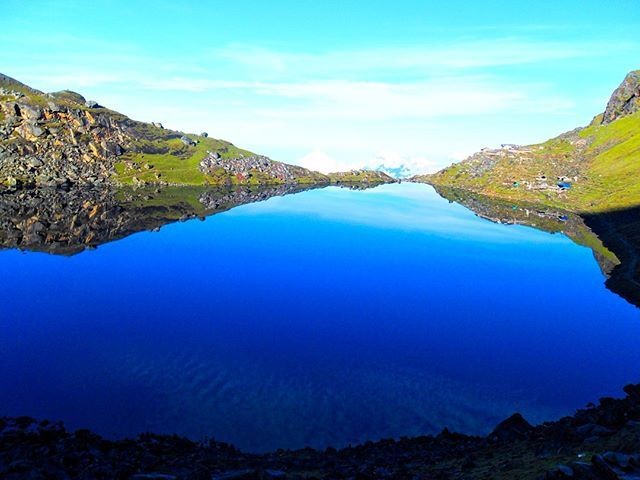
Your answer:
[2,384,640,479]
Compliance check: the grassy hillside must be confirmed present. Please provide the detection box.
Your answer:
[420,72,640,213]
[577,111,640,209]
[113,135,253,185]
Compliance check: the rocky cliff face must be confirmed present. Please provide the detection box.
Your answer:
[603,70,640,124]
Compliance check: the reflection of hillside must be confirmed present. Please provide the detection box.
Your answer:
[433,186,640,308]
[582,208,640,309]
[0,184,318,255]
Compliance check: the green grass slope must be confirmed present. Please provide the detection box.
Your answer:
[114,135,253,185]
[421,72,640,213]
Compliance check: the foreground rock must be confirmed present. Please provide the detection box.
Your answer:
[1,384,639,479]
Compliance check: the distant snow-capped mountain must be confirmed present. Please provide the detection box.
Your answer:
[370,163,414,179]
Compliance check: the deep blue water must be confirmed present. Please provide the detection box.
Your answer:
[1,183,639,452]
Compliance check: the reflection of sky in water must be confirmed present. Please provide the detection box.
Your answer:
[233,183,568,243]
[0,183,639,452]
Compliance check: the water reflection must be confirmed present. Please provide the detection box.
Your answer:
[0,183,639,452]
[2,183,640,308]
[0,184,319,255]
[433,186,640,308]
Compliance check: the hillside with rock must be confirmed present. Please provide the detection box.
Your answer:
[0,73,394,189]
[327,169,397,185]
[414,70,640,213]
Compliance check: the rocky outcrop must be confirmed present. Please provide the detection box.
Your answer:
[603,70,640,124]
[327,169,398,184]
[489,413,533,442]
[199,151,323,183]
[1,384,639,479]
[0,73,175,187]
[0,97,128,186]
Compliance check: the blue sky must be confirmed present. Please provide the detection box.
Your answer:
[2,0,640,173]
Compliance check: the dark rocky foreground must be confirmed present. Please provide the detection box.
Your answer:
[1,384,640,479]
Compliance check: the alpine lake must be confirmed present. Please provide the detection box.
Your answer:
[1,182,639,453]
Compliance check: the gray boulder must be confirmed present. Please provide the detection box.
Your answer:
[16,102,42,120]
[180,135,196,146]
[27,158,43,168]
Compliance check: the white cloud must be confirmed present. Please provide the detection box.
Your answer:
[211,39,632,78]
[3,34,632,173]
[298,150,346,173]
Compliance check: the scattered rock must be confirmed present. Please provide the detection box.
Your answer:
[16,102,42,120]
